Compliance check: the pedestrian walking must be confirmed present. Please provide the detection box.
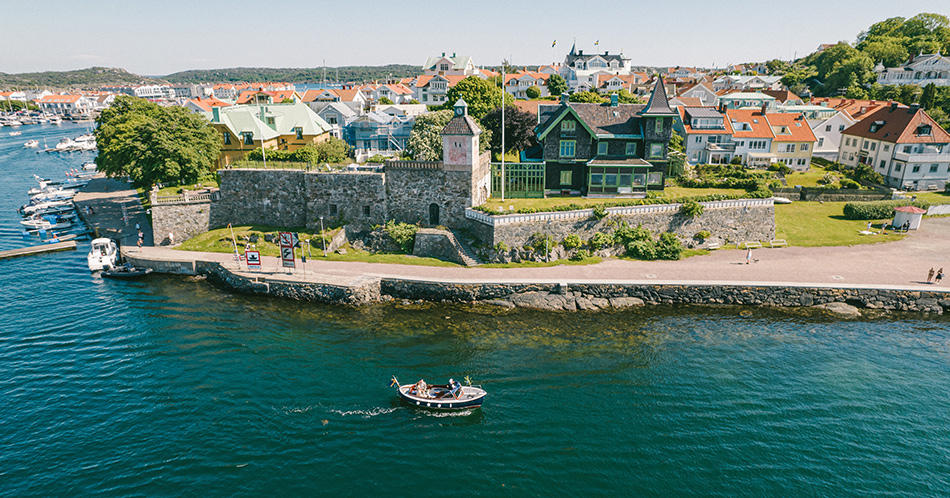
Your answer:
[928,267,935,283]
[746,247,752,265]
[937,268,945,285]
[137,229,144,248]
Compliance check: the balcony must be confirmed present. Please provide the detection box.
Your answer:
[893,150,950,163]
[705,142,736,152]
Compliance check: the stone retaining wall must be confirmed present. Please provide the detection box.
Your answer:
[412,229,467,265]
[196,261,381,304]
[150,200,213,246]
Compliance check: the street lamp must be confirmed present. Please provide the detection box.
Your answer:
[320,216,327,257]
[545,220,552,263]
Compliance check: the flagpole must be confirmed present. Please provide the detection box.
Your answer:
[501,66,505,202]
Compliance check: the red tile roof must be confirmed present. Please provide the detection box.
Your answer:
[843,105,950,144]
[725,109,774,139]
[765,113,817,142]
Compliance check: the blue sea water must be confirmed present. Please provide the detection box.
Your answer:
[2,124,950,497]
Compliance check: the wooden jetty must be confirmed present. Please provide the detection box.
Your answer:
[0,241,77,260]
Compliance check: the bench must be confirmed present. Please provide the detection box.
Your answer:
[737,241,762,249]
[706,242,721,250]
[769,239,788,248]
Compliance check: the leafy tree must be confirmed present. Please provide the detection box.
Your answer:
[858,37,909,67]
[547,74,567,96]
[765,59,790,74]
[407,99,420,104]
[313,137,351,163]
[441,76,507,120]
[525,85,541,99]
[920,82,937,109]
[569,91,607,103]
[407,109,454,160]
[0,100,38,112]
[95,96,221,188]
[480,105,538,154]
[378,96,394,105]
[281,98,294,103]
[607,89,644,103]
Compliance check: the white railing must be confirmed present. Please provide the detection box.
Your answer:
[152,190,221,205]
[466,198,773,226]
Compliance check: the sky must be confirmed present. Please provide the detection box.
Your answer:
[2,1,945,76]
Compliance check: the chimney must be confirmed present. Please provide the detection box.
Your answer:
[452,52,456,58]
[760,103,767,115]
[442,52,445,57]
[909,103,919,113]
[561,93,570,105]
[891,102,898,112]
[610,93,619,107]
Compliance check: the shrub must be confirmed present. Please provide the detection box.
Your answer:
[680,198,704,217]
[626,239,657,259]
[366,154,389,163]
[613,223,652,246]
[562,234,583,249]
[768,163,792,175]
[695,230,712,240]
[525,86,541,99]
[840,178,861,189]
[587,232,612,250]
[570,249,590,261]
[843,200,931,220]
[747,187,774,198]
[493,241,510,253]
[656,232,684,260]
[817,173,838,186]
[384,220,418,252]
[730,156,743,165]
[591,204,608,220]
[525,232,555,254]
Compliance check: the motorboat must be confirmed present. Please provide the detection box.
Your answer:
[48,116,62,125]
[30,188,77,202]
[21,215,73,231]
[82,161,97,171]
[23,203,75,217]
[391,376,487,410]
[101,264,152,280]
[9,130,22,136]
[88,238,119,271]
[20,199,73,215]
[24,139,39,148]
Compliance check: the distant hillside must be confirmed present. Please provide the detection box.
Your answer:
[0,67,167,90]
[163,65,420,84]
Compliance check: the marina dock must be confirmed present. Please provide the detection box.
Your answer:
[0,241,77,260]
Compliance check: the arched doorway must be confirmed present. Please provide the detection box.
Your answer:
[428,203,440,226]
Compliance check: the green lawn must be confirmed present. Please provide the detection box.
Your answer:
[175,226,461,267]
[783,165,846,188]
[912,190,950,206]
[774,202,905,247]
[481,187,746,212]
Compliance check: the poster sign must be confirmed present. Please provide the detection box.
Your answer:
[278,231,295,268]
[245,250,261,270]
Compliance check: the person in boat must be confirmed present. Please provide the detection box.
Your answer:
[409,379,428,396]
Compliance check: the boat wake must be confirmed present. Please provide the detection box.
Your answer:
[330,406,399,418]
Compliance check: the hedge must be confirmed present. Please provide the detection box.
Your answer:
[842,200,931,220]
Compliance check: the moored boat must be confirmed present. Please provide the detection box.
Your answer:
[391,376,487,410]
[87,237,119,271]
[24,139,39,148]
[101,264,152,280]
[20,215,73,231]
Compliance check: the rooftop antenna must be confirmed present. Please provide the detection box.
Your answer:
[323,59,326,87]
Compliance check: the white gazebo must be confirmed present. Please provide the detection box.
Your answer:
[893,205,927,230]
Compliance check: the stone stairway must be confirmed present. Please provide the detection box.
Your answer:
[447,229,483,267]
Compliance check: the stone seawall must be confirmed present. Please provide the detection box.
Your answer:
[151,200,212,246]
[195,261,381,304]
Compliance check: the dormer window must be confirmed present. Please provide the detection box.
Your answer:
[561,120,576,136]
[869,121,885,133]
[917,124,932,136]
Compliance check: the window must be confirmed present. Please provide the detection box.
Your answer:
[295,127,303,140]
[619,173,631,186]
[559,140,576,158]
[604,173,618,186]
[825,125,832,132]
[880,160,886,169]
[870,142,876,151]
[784,144,795,153]
[327,115,338,125]
[626,143,637,156]
[242,132,254,145]
[590,173,603,186]
[655,118,664,134]
[818,137,824,146]
[223,131,231,145]
[917,124,932,136]
[913,164,920,173]
[266,117,275,125]
[329,204,338,216]
[598,142,608,155]
[839,125,845,131]
[559,170,573,185]
[561,120,576,136]
[930,164,939,173]
[845,137,851,146]
[895,163,902,171]
[695,136,702,143]
[363,205,371,217]
[650,143,663,158]
[883,144,889,152]
[904,145,912,153]
[647,172,663,185]
[862,140,869,150]
[801,143,809,151]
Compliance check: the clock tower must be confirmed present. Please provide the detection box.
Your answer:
[441,99,481,172]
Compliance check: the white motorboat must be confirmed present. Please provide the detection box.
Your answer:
[20,199,73,215]
[30,188,77,203]
[88,238,119,271]
[21,215,73,231]
[48,116,62,125]
[74,133,95,143]
[391,376,487,410]
[24,139,39,148]
[23,204,75,217]
[9,130,22,136]
[55,138,77,150]
[81,161,97,171]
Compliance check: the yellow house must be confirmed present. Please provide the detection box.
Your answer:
[766,112,816,171]
[208,102,332,167]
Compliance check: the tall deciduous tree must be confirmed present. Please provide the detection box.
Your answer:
[569,91,607,103]
[441,76,508,120]
[547,74,567,96]
[95,96,221,187]
[481,105,538,154]
[407,110,454,160]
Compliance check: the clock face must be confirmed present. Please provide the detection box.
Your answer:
[455,107,464,116]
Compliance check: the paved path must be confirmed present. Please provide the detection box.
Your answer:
[73,176,151,248]
[125,215,950,292]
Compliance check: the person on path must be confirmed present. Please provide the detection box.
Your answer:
[928,267,936,283]
[937,268,945,285]
[137,229,144,248]
[746,248,752,265]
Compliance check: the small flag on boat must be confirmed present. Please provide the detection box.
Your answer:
[552,40,556,47]
[390,376,399,387]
